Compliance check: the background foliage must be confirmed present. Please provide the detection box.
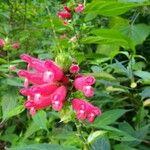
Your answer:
[0,0,150,150]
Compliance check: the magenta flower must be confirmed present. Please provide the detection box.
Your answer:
[12,42,20,49]
[57,6,71,19]
[50,86,67,111]
[57,11,71,19]
[72,99,101,123]
[20,83,58,97]
[69,64,80,74]
[0,38,5,47]
[74,75,95,97]
[24,96,52,116]
[75,4,84,13]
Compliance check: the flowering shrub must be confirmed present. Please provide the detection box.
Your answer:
[18,54,101,122]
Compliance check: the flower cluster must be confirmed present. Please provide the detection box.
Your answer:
[57,4,84,24]
[18,54,101,123]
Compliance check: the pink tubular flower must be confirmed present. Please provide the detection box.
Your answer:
[45,60,64,81]
[12,42,20,49]
[69,64,80,74]
[24,96,52,116]
[0,38,5,47]
[18,70,47,84]
[57,6,71,19]
[20,54,64,81]
[57,11,71,19]
[74,75,95,97]
[72,99,101,123]
[20,54,47,72]
[75,4,84,13]
[50,86,67,111]
[20,83,58,97]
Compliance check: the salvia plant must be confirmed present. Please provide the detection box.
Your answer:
[0,0,150,150]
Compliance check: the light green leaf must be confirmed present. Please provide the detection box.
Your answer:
[85,1,149,16]
[82,29,134,50]
[33,110,48,131]
[23,122,41,140]
[120,24,150,45]
[3,105,25,121]
[2,90,18,121]
[88,131,107,144]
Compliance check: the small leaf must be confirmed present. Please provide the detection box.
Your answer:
[88,131,107,144]
[33,110,48,131]
[91,137,111,150]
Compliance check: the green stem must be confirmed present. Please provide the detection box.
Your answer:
[75,122,91,150]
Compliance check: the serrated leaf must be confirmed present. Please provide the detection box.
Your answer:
[2,90,18,121]
[120,24,150,45]
[91,109,128,127]
[85,1,149,16]
[81,28,133,49]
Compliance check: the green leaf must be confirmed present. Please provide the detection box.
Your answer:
[97,44,120,59]
[3,105,25,121]
[134,71,150,79]
[85,1,149,16]
[23,122,41,140]
[2,90,18,121]
[100,126,139,142]
[85,71,117,82]
[91,109,128,127]
[82,29,133,49]
[7,144,79,150]
[140,87,150,99]
[88,131,107,144]
[32,110,48,131]
[120,24,150,45]
[91,137,111,150]
[6,77,23,87]
[114,144,137,150]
